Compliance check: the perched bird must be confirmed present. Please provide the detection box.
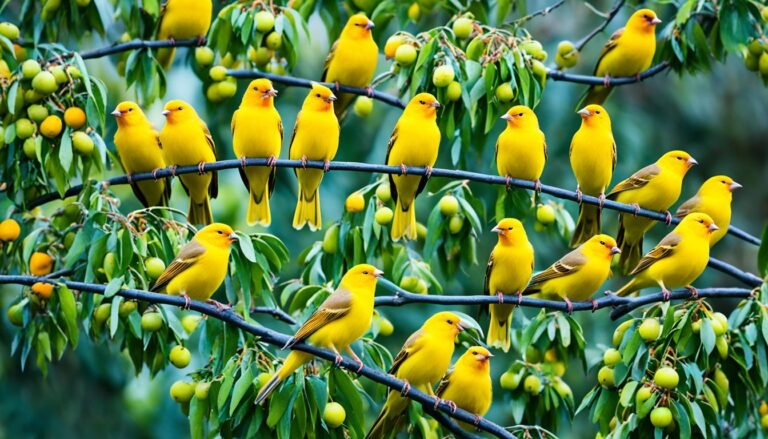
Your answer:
[156,0,213,69]
[616,213,718,299]
[523,234,621,313]
[386,93,441,241]
[607,150,697,274]
[580,9,662,106]
[675,176,741,247]
[496,105,547,192]
[150,223,237,308]
[255,264,382,404]
[322,13,378,119]
[435,346,493,431]
[366,312,464,439]
[160,99,218,225]
[232,79,283,226]
[569,104,616,247]
[484,218,534,352]
[290,83,340,231]
[112,101,171,208]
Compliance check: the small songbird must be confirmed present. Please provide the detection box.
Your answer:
[322,13,378,119]
[255,264,382,405]
[386,93,441,241]
[290,83,340,231]
[160,99,218,225]
[607,150,697,274]
[484,218,534,352]
[580,9,662,106]
[616,213,718,299]
[232,79,283,226]
[675,176,741,247]
[156,0,213,69]
[150,223,237,309]
[112,101,171,208]
[435,346,493,431]
[496,105,547,191]
[569,104,616,247]
[366,312,464,439]
[523,234,621,313]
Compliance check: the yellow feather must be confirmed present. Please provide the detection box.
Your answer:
[156,0,213,69]
[496,105,547,184]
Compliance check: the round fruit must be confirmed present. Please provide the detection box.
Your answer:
[552,376,572,398]
[759,400,768,416]
[265,32,282,50]
[399,275,419,291]
[32,71,58,95]
[23,138,37,159]
[345,192,365,213]
[557,40,576,56]
[525,346,542,362]
[555,51,579,69]
[16,118,36,139]
[40,115,63,138]
[209,65,227,81]
[27,104,49,123]
[170,381,196,403]
[715,335,728,359]
[255,10,276,32]
[102,252,116,279]
[218,80,237,98]
[145,257,166,280]
[354,96,374,117]
[63,107,87,129]
[523,374,541,395]
[206,83,223,102]
[323,402,346,428]
[407,2,420,21]
[446,81,461,101]
[378,317,394,336]
[712,312,728,332]
[384,35,405,59]
[692,319,702,333]
[714,368,729,393]
[72,131,94,155]
[257,372,272,389]
[748,39,763,56]
[603,348,621,366]
[452,17,473,39]
[650,407,673,428]
[50,66,67,84]
[21,60,42,79]
[762,6,768,22]
[0,219,21,241]
[141,312,164,332]
[432,64,455,88]
[466,36,486,61]
[448,215,464,234]
[653,366,679,389]
[531,60,547,80]
[0,22,20,40]
[495,83,514,102]
[93,303,111,326]
[745,53,760,71]
[543,348,558,363]
[762,414,768,429]
[395,44,417,66]
[182,314,202,334]
[195,47,215,66]
[118,300,137,317]
[550,361,566,377]
[66,66,82,79]
[638,318,661,341]
[251,46,273,67]
[7,303,24,326]
[439,195,460,216]
[636,386,653,404]
[536,204,556,224]
[30,252,54,276]
[709,318,724,336]
[31,282,54,299]
[375,182,391,203]
[500,371,521,390]
[322,224,339,254]
[76,0,91,7]
[170,345,192,368]
[195,381,211,400]
[375,207,394,225]
[598,366,615,388]
[416,222,428,240]
[760,53,768,76]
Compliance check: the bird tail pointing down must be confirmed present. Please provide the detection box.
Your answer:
[254,350,312,405]
[571,204,601,247]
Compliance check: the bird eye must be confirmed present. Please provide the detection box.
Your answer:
[508,227,513,230]
[676,157,682,160]
[595,110,601,114]
[699,219,704,224]
[600,240,605,245]
[178,106,183,110]
[419,100,425,105]
[316,93,321,98]
[471,351,477,355]
[217,230,223,234]
[518,112,523,117]
[363,271,369,275]
[128,108,133,112]
[721,180,726,184]
[447,319,454,324]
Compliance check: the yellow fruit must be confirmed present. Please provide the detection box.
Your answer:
[209,65,227,81]
[0,219,21,241]
[603,348,621,366]
[500,371,521,390]
[265,32,282,50]
[715,335,728,359]
[118,300,137,317]
[395,44,418,66]
[552,376,572,398]
[40,115,63,138]
[72,131,94,155]
[102,252,116,279]
[536,204,556,224]
[745,53,760,71]
[439,195,459,216]
[345,192,365,213]
[550,361,566,377]
[64,107,86,129]
[76,0,91,7]
[759,401,768,416]
[432,64,455,87]
[322,224,339,254]
[93,303,111,326]
[145,257,166,280]
[169,345,191,368]
[27,104,49,123]
[399,275,419,291]
[375,207,394,225]
[323,402,346,428]
[650,407,673,428]
[654,367,679,389]
[636,386,653,404]
[30,252,54,276]
[195,47,215,66]
[495,83,514,102]
[21,60,42,79]
[692,319,702,333]
[759,53,768,76]
[250,46,273,67]
[218,80,237,98]
[448,215,464,234]
[407,2,420,22]
[446,81,461,101]
[531,60,547,81]
[598,366,615,388]
[384,35,405,59]
[257,372,272,389]
[761,414,768,430]
[762,6,768,22]
[378,317,394,336]
[66,66,81,79]
[712,312,728,332]
[195,381,211,400]
[0,22,20,40]
[748,39,764,56]
[15,118,36,139]
[353,96,373,117]
[206,83,223,102]
[7,303,24,326]
[140,312,164,332]
[181,315,202,334]
[452,17,473,39]
[556,40,576,56]
[523,374,541,395]
[255,10,275,32]
[170,380,196,403]
[714,368,729,393]
[23,138,37,159]
[416,222,428,240]
[375,182,392,203]
[543,348,558,363]
[31,282,54,299]
[32,71,58,95]
[638,318,661,341]
[50,66,67,84]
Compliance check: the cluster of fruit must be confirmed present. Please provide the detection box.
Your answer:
[499,346,573,402]
[744,36,768,80]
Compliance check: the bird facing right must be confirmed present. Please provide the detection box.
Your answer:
[675,175,741,247]
[435,346,493,431]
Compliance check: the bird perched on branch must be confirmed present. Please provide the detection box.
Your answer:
[569,104,616,247]
[484,218,534,352]
[579,8,662,106]
[322,13,378,119]
[160,99,218,225]
[112,101,171,208]
[155,0,213,69]
[607,150,697,274]
[366,311,464,439]
[435,346,493,431]
[385,93,441,241]
[232,78,283,226]
[255,264,382,405]
[523,234,621,313]
[675,175,741,247]
[150,223,237,309]
[616,213,717,299]
[290,83,340,231]
[496,105,547,193]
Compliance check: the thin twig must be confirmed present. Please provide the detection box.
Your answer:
[547,61,670,85]
[574,0,627,51]
[504,0,567,27]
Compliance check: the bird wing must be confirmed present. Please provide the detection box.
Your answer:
[232,110,252,191]
[288,112,301,177]
[593,27,625,75]
[674,194,700,218]
[607,163,660,199]
[150,239,206,292]
[321,39,340,82]
[268,119,283,195]
[201,120,218,198]
[479,252,494,317]
[611,140,617,171]
[388,328,424,375]
[435,368,454,397]
[542,131,548,161]
[284,286,353,348]
[385,124,400,204]
[526,249,587,291]
[630,232,681,275]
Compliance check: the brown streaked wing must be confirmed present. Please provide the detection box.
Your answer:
[150,239,206,292]
[630,232,681,275]
[607,163,660,199]
[674,195,701,218]
[385,124,400,204]
[593,27,625,75]
[321,39,339,82]
[388,328,423,375]
[435,368,454,397]
[528,249,587,286]
[285,286,353,347]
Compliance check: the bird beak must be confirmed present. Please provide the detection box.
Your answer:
[686,156,698,166]
[365,20,375,30]
[111,109,122,117]
[708,223,719,232]
[456,322,465,332]
[228,233,239,243]
[373,269,384,278]
[263,88,278,99]
[430,100,441,108]
[162,109,171,116]
[651,17,662,24]
[491,225,502,234]
[325,94,337,103]
[577,108,591,118]
[500,113,513,121]
[729,181,742,191]
[610,246,622,255]
[476,353,492,362]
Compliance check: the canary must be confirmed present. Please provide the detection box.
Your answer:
[366,311,464,439]
[112,101,171,208]
[290,83,340,231]
[523,234,620,312]
[607,150,697,274]
[156,0,213,69]
[435,347,493,431]
[255,264,382,404]
[322,13,378,119]
[150,223,237,308]
[160,99,218,225]
[386,93,441,241]
[580,9,661,105]
[484,218,534,352]
[496,105,547,191]
[232,79,282,226]
[616,213,717,298]
[569,105,616,247]
[675,176,741,247]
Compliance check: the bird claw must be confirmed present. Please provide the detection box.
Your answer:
[206,299,232,311]
[400,380,411,396]
[126,173,134,184]
[197,161,206,174]
[353,358,364,373]
[575,187,583,204]
[661,289,671,301]
[603,74,612,88]
[400,163,408,175]
[564,298,574,314]
[181,294,191,310]
[152,168,162,181]
[168,36,177,46]
[517,291,523,305]
[533,179,542,193]
[366,86,375,98]
[196,35,207,45]
[239,156,248,169]
[334,81,341,92]
[323,160,331,173]
[300,155,308,169]
[686,285,699,299]
[424,165,433,179]
[267,155,278,168]
[598,193,606,209]
[591,299,599,312]
[473,415,482,427]
[505,175,512,191]
[635,72,642,82]
[333,354,343,367]
[497,292,504,305]
[631,203,641,217]
[664,211,673,226]
[169,165,178,177]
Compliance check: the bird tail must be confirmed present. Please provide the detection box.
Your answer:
[391,198,416,242]
[366,392,410,439]
[487,304,513,352]
[334,93,354,121]
[247,185,271,227]
[254,350,312,405]
[571,204,601,247]
[293,185,321,231]
[616,222,642,275]
[577,85,611,109]
[615,278,640,297]
[188,197,213,225]
[156,47,176,70]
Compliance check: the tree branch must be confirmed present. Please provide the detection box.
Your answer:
[504,0,567,27]
[546,61,670,85]
[574,0,627,51]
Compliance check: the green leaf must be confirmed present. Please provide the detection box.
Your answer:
[104,276,124,299]
[217,359,237,410]
[757,225,768,277]
[700,318,716,354]
[229,364,254,416]
[619,380,638,407]
[189,396,206,439]
[58,285,79,347]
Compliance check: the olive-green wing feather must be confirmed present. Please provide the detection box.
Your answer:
[435,368,454,397]
[607,163,660,199]
[593,27,625,75]
[388,329,423,375]
[524,249,587,294]
[150,239,206,292]
[629,232,681,275]
[321,39,339,82]
[384,124,400,204]
[200,120,218,198]
[284,286,353,348]
[288,112,301,177]
[674,195,701,218]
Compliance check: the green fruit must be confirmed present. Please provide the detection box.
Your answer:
[21,60,42,79]
[416,222,428,240]
[552,376,572,398]
[439,195,459,216]
[141,312,164,332]
[194,381,211,400]
[536,204,556,224]
[255,10,276,32]
[413,279,428,294]
[432,64,455,87]
[323,402,346,428]
[636,386,653,404]
[322,224,339,254]
[499,371,521,390]
[650,407,673,428]
[762,6,768,22]
[0,22,20,40]
[555,51,579,69]
[93,303,111,326]
[446,81,461,101]
[217,80,237,98]
[598,366,615,388]
[748,39,764,56]
[206,83,223,102]
[603,348,622,366]
[71,131,94,155]
[394,44,417,66]
[543,348,558,363]
[27,104,49,123]
[15,118,36,139]
[63,231,76,249]
[118,300,137,317]
[7,303,24,326]
[761,414,768,429]
[50,66,67,84]
[32,71,58,95]
[66,66,81,79]
[692,319,702,333]
[745,53,760,71]
[169,345,191,368]
[378,317,394,336]
[448,215,464,234]
[194,47,215,66]
[715,335,728,359]
[252,46,273,67]
[375,207,394,225]
[257,372,272,389]
[523,374,541,395]
[714,368,729,393]
[712,312,728,332]
[525,346,541,363]
[181,315,202,334]
[654,367,679,389]
[495,83,514,102]
[23,138,37,159]
[375,182,391,203]
[519,40,543,56]
[531,60,547,81]
[265,32,282,50]
[452,17,473,39]
[399,275,419,291]
[760,53,768,76]
[466,36,486,61]
[638,318,661,341]
[209,65,227,82]
[354,96,374,117]
[76,0,91,7]
[550,361,566,377]
[557,40,576,56]
[170,380,196,403]
[145,257,166,280]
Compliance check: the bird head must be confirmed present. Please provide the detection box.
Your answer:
[699,175,742,197]
[577,104,611,127]
[457,346,493,369]
[161,99,198,124]
[491,218,528,245]
[197,223,238,248]
[423,311,464,338]
[501,105,539,129]
[111,101,146,126]
[343,13,375,38]
[304,83,337,112]
[584,234,621,259]
[628,9,662,32]
[658,150,697,176]
[681,212,719,236]
[341,263,384,290]
[404,93,441,118]
[242,78,278,106]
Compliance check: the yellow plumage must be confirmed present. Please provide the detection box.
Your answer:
[232,79,283,226]
[156,0,213,69]
[675,175,741,247]
[496,105,547,187]
[436,347,493,431]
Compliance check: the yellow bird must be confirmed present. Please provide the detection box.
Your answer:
[435,346,493,431]
[581,9,662,105]
[232,79,283,226]
[255,264,383,404]
[290,83,340,231]
[160,99,218,226]
[111,101,171,208]
[156,0,213,69]
[607,150,697,274]
[322,13,378,119]
[484,218,534,352]
[496,105,547,191]
[675,176,741,247]
[366,311,464,439]
[569,104,616,247]
[150,223,237,308]
[523,234,621,313]
[616,213,718,298]
[386,93,441,241]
